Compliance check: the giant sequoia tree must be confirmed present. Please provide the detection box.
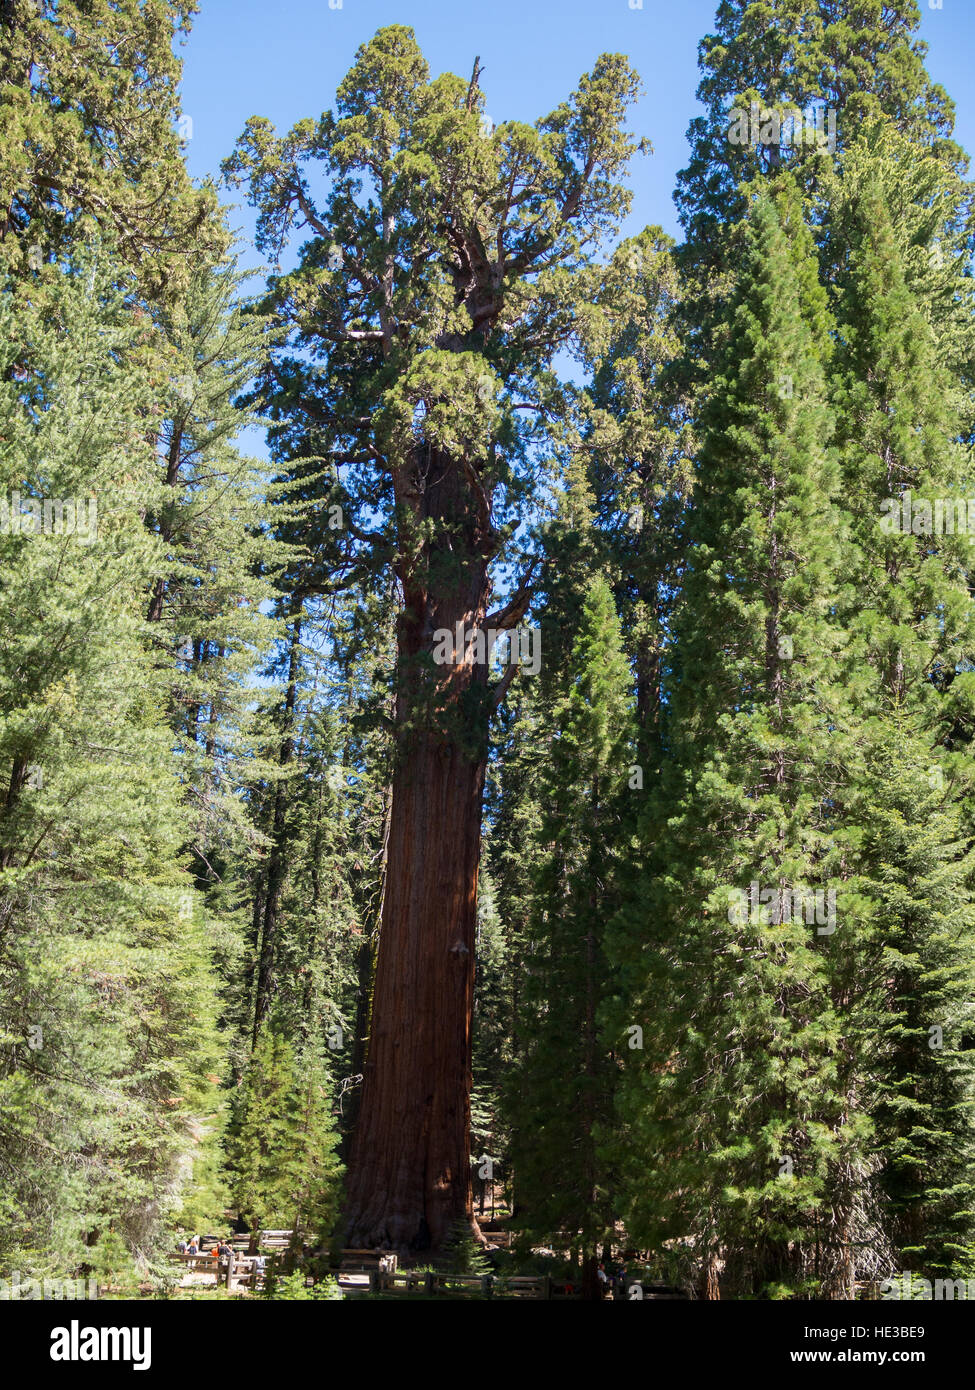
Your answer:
[223,26,643,1251]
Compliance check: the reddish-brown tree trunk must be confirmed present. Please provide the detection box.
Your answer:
[343,443,500,1254]
[343,730,486,1251]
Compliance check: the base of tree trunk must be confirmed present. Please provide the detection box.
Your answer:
[344,1211,485,1262]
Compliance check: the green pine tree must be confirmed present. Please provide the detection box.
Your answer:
[608,187,851,1298]
[507,565,634,1291]
[228,1030,343,1248]
[0,242,224,1283]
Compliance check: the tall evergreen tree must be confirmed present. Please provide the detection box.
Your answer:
[675,0,962,287]
[581,226,691,771]
[223,25,643,1252]
[228,1030,343,1250]
[507,568,634,1297]
[0,244,223,1281]
[609,187,852,1298]
[143,252,285,948]
[828,149,975,1281]
[0,0,222,296]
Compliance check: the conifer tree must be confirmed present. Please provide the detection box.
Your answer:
[675,0,961,286]
[0,0,222,296]
[507,570,633,1295]
[827,150,975,1281]
[581,226,690,770]
[609,187,850,1297]
[250,589,395,1092]
[224,25,643,1251]
[469,861,511,1217]
[228,1030,343,1249]
[835,718,975,1281]
[141,251,287,956]
[0,243,224,1280]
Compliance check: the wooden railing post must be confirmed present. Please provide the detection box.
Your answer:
[423,1270,434,1296]
[225,1253,235,1293]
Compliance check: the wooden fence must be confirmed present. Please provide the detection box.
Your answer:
[173,1251,269,1293]
[338,1270,565,1298]
[338,1271,688,1298]
[175,1239,692,1299]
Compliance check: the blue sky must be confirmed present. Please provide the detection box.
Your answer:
[180,0,975,260]
[177,0,975,465]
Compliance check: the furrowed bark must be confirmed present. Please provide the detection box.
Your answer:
[343,443,496,1253]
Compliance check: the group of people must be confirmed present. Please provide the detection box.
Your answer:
[176,1236,232,1262]
[175,1236,266,1275]
[177,1235,224,1256]
[596,1263,632,1298]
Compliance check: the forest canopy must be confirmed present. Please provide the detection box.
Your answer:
[2,0,975,1312]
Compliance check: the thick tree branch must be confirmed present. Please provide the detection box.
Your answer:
[484,557,541,630]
